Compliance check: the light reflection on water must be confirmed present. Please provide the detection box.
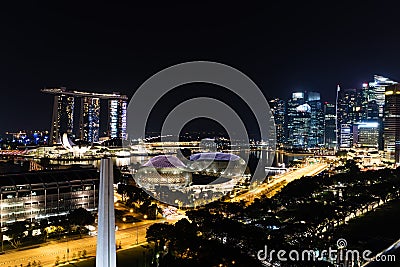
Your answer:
[46,150,307,177]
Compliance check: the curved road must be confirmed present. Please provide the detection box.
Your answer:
[0,217,183,267]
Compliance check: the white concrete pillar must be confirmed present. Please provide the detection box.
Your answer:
[96,158,116,267]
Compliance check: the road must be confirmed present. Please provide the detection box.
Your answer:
[64,244,154,267]
[0,216,183,267]
[231,163,328,203]
[0,164,327,266]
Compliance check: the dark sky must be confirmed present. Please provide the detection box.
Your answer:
[1,1,400,134]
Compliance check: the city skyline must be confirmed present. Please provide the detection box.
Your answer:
[2,2,400,133]
[0,73,397,138]
[2,3,400,267]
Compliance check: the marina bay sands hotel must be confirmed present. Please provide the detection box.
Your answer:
[42,88,128,144]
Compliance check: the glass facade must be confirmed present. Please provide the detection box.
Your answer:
[80,97,100,143]
[108,99,127,139]
[287,92,324,149]
[269,98,286,147]
[324,102,336,148]
[369,75,398,118]
[384,84,400,163]
[353,122,379,148]
[0,168,99,224]
[50,89,75,144]
[337,88,366,148]
[43,88,128,144]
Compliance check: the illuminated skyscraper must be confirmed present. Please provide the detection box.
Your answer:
[49,87,75,144]
[337,76,397,150]
[42,88,128,144]
[308,92,324,147]
[80,97,101,143]
[339,124,353,148]
[367,100,379,120]
[287,92,309,148]
[108,99,127,139]
[336,87,366,149]
[384,84,400,163]
[269,98,286,147]
[368,75,398,117]
[324,102,337,148]
[366,75,397,150]
[287,91,323,149]
[353,122,379,148]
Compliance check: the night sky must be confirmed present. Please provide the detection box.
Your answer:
[1,2,400,134]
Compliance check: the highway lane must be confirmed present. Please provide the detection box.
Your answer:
[231,163,328,203]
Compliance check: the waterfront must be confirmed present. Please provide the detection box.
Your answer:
[38,149,309,175]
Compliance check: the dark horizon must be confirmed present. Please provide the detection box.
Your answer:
[1,2,400,133]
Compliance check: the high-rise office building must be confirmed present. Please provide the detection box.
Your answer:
[108,99,127,139]
[286,91,324,149]
[367,100,379,120]
[366,75,397,150]
[269,98,286,147]
[324,102,336,149]
[368,75,398,117]
[49,88,75,144]
[384,84,400,163]
[42,88,128,144]
[336,87,366,149]
[287,92,309,148]
[308,92,325,147]
[336,77,397,151]
[340,124,353,148]
[353,122,379,148]
[80,97,101,143]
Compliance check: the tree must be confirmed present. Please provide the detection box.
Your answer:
[117,184,128,202]
[67,208,95,238]
[129,186,152,207]
[344,159,360,173]
[39,219,49,242]
[171,218,198,256]
[146,223,174,251]
[4,221,27,248]
[113,165,123,184]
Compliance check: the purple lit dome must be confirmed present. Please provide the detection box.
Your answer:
[142,155,187,168]
[189,152,241,161]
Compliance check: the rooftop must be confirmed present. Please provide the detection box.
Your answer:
[142,155,187,169]
[41,88,128,100]
[0,167,98,187]
[189,152,241,162]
